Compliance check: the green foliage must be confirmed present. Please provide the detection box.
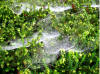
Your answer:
[0,1,49,73]
[37,48,99,74]
[0,0,99,74]
[0,35,44,73]
[0,5,49,44]
[51,6,99,50]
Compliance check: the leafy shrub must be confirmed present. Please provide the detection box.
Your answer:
[0,0,99,74]
[51,6,99,50]
[0,5,49,44]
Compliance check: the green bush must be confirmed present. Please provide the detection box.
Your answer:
[0,0,99,74]
[0,5,49,44]
[51,6,99,50]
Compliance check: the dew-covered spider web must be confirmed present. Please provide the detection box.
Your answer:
[1,1,99,70]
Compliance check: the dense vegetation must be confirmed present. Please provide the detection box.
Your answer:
[0,5,49,44]
[0,0,99,74]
